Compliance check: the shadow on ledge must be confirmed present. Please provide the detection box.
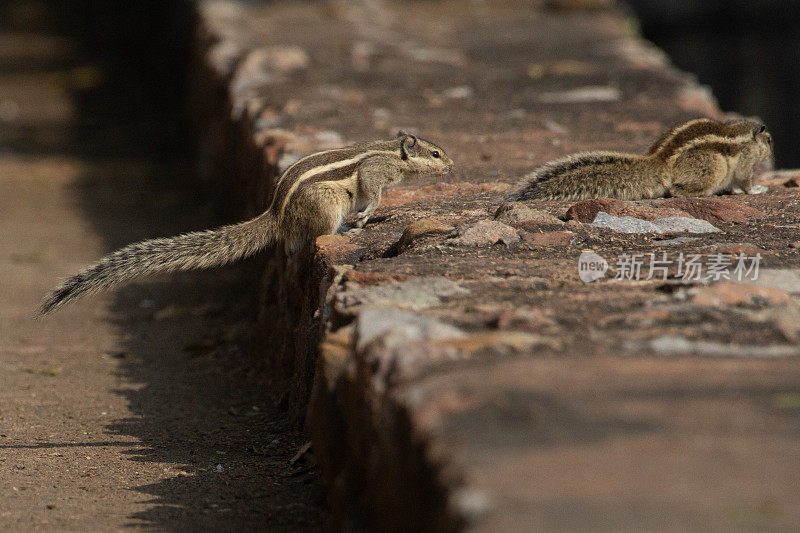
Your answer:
[12,0,328,529]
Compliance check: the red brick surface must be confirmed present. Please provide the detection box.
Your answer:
[194,1,800,530]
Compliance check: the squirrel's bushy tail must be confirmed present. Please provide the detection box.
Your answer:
[510,152,663,201]
[38,213,277,316]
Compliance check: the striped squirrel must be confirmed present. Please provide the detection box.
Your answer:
[511,118,773,201]
[38,133,453,315]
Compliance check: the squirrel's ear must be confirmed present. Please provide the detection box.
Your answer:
[400,134,418,160]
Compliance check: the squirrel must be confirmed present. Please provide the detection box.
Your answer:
[38,133,453,315]
[511,118,773,201]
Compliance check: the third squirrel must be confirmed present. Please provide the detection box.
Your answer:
[511,118,773,201]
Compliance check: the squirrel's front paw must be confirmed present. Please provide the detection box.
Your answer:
[746,184,768,195]
[337,224,363,236]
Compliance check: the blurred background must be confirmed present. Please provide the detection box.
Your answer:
[626,0,800,167]
[0,0,194,160]
[1,0,798,167]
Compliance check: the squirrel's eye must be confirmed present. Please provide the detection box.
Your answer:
[431,151,440,158]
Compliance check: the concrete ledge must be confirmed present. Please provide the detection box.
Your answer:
[192,1,800,530]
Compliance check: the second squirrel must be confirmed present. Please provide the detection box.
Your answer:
[512,118,773,201]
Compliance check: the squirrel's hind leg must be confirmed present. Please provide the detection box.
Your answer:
[669,150,729,197]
